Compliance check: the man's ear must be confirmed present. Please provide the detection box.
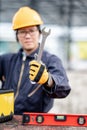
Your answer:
[16,30,19,42]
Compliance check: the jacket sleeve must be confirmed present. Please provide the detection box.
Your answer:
[42,54,71,98]
[0,55,3,80]
[0,54,9,81]
[0,53,15,87]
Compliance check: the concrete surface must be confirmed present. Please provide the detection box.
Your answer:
[49,70,87,114]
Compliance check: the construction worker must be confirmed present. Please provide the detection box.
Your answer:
[0,7,71,115]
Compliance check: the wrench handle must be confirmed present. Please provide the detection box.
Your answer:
[37,35,48,62]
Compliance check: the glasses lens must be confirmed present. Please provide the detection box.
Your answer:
[18,29,38,37]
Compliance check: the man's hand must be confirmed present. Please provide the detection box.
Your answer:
[29,60,49,85]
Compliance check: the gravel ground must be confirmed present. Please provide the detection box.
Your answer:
[49,70,87,114]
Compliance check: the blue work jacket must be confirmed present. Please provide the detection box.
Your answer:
[0,48,71,115]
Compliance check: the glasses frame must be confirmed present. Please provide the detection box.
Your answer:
[18,29,38,37]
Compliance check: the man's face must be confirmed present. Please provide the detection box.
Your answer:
[17,26,40,54]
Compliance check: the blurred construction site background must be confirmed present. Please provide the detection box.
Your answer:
[0,0,87,114]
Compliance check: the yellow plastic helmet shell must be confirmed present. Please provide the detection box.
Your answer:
[12,7,43,30]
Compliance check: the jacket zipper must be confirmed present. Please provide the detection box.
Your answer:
[14,54,26,101]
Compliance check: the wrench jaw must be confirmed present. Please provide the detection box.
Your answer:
[41,27,51,37]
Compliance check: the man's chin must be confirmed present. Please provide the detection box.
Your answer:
[24,47,33,51]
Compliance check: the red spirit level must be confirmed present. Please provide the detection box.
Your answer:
[22,112,87,127]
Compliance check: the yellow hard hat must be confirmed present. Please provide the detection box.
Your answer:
[12,6,43,30]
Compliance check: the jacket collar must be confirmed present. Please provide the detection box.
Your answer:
[18,47,39,60]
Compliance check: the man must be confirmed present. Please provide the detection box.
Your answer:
[0,7,71,115]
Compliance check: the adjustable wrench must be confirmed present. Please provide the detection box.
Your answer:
[36,27,51,62]
[28,27,51,96]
